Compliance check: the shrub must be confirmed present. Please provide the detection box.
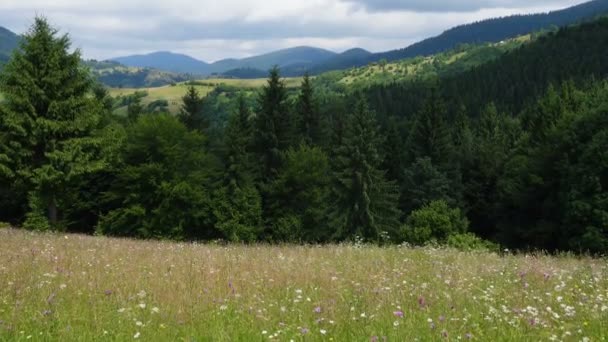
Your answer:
[447,233,499,252]
[401,200,468,245]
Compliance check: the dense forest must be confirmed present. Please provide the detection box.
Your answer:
[1,17,607,253]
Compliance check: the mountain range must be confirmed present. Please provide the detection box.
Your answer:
[110,0,608,77]
[1,0,607,83]
[112,46,346,76]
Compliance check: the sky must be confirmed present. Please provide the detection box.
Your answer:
[0,0,589,62]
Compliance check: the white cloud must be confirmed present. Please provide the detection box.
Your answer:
[0,0,588,61]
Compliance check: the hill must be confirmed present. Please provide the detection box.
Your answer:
[308,0,608,74]
[0,26,19,65]
[315,35,530,89]
[369,18,608,121]
[365,17,608,122]
[112,46,337,76]
[111,51,210,75]
[85,60,191,88]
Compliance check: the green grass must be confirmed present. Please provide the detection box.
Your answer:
[109,77,303,114]
[336,35,531,88]
[0,228,606,341]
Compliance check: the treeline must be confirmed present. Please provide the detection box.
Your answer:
[1,18,607,253]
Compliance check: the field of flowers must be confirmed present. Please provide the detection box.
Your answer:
[0,228,606,341]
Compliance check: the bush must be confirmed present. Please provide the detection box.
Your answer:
[401,200,468,245]
[447,233,499,252]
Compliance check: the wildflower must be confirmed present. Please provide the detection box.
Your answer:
[137,290,146,299]
[393,310,404,318]
[262,330,267,335]
[418,296,426,308]
[314,306,322,313]
[135,321,143,327]
[151,307,160,314]
[138,303,146,309]
[393,321,400,327]
[301,328,309,335]
[104,290,113,296]
[320,329,327,335]
[465,333,472,339]
[118,308,126,313]
[59,284,67,290]
[133,332,140,339]
[371,337,379,342]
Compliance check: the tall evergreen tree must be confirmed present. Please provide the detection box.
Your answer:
[330,99,401,241]
[0,17,106,229]
[408,89,453,168]
[254,67,290,181]
[178,85,207,131]
[296,73,321,145]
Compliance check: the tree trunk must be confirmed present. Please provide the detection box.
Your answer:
[48,198,58,226]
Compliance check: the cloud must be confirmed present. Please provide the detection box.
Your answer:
[0,0,587,61]
[342,0,586,13]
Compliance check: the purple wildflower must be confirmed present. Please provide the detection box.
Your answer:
[314,306,322,313]
[370,336,379,342]
[301,327,309,335]
[465,333,473,339]
[393,310,404,318]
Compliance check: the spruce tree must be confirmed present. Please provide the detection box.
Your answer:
[408,89,453,168]
[296,73,321,145]
[178,85,206,131]
[0,17,105,229]
[214,94,262,242]
[254,66,290,181]
[330,99,401,241]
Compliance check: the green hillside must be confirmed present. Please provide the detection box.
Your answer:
[319,34,531,89]
[85,60,191,88]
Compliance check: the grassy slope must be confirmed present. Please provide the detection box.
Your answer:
[0,228,606,341]
[329,35,531,88]
[109,77,303,114]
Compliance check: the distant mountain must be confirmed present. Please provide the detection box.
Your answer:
[308,0,608,74]
[112,51,210,75]
[112,46,337,76]
[0,26,19,65]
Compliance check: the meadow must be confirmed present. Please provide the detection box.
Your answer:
[108,77,303,114]
[0,229,606,341]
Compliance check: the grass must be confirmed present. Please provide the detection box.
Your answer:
[108,77,303,114]
[0,228,606,341]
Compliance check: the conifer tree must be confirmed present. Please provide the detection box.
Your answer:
[0,17,106,229]
[178,85,206,131]
[254,66,290,181]
[330,99,401,241]
[408,89,453,168]
[296,73,321,145]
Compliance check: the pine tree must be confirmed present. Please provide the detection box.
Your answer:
[296,73,321,145]
[330,99,401,241]
[0,17,106,229]
[178,85,206,131]
[224,94,254,187]
[254,66,290,181]
[408,89,453,168]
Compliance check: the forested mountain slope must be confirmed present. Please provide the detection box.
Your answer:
[306,0,608,74]
[365,17,608,120]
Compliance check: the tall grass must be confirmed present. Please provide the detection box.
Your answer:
[0,228,606,341]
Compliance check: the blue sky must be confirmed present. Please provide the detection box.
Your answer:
[0,0,588,62]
